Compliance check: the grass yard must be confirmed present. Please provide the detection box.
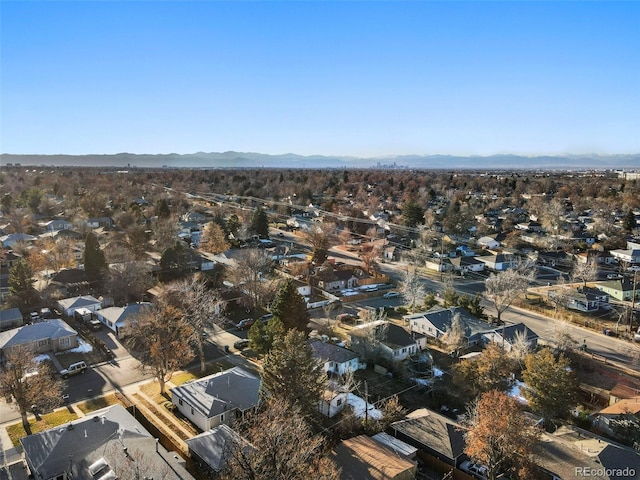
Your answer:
[76,393,130,414]
[6,409,78,447]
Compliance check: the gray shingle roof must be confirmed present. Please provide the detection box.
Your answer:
[20,404,194,480]
[391,409,466,462]
[310,340,359,364]
[57,295,101,310]
[0,308,22,324]
[170,367,260,419]
[0,319,76,349]
[186,424,248,472]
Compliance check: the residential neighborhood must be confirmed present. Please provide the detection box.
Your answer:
[1,166,640,480]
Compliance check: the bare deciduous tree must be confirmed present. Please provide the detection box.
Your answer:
[124,303,194,395]
[571,259,598,287]
[221,400,340,480]
[398,268,426,311]
[108,260,154,305]
[0,346,63,434]
[442,313,466,356]
[163,275,225,373]
[229,249,274,311]
[484,266,532,323]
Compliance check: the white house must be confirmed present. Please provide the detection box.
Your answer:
[350,321,421,361]
[481,323,539,352]
[57,295,102,317]
[610,240,640,265]
[319,386,349,418]
[477,235,501,249]
[170,367,261,432]
[94,303,152,336]
[310,339,360,376]
[42,219,73,232]
[476,253,519,271]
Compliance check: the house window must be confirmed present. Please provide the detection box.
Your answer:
[337,399,342,406]
[38,340,47,347]
[60,337,70,346]
[179,399,183,406]
[402,348,406,353]
[220,414,224,422]
[191,407,194,415]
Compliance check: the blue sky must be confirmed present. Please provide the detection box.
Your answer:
[1,1,639,157]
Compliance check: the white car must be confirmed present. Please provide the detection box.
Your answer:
[383,291,400,298]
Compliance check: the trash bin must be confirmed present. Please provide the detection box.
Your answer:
[224,345,230,354]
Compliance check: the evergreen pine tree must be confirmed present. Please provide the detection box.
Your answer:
[8,258,38,309]
[270,279,310,330]
[250,208,269,238]
[261,329,326,420]
[83,231,106,281]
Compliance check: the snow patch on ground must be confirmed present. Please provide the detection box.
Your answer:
[433,367,444,377]
[509,380,528,405]
[33,354,51,363]
[62,339,94,354]
[346,393,383,420]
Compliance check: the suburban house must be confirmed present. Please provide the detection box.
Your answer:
[405,306,494,346]
[0,250,22,270]
[171,367,261,432]
[477,235,501,249]
[551,286,610,313]
[0,308,23,332]
[593,398,640,438]
[610,239,640,265]
[389,408,467,469]
[481,323,539,352]
[0,319,78,361]
[46,269,90,297]
[515,221,543,232]
[370,432,418,461]
[535,425,640,480]
[449,256,485,274]
[310,339,360,376]
[330,435,417,480]
[350,321,422,361]
[0,233,36,248]
[476,253,519,271]
[57,294,102,317]
[95,302,153,336]
[20,404,193,480]
[186,424,249,478]
[41,218,73,232]
[596,278,639,302]
[317,268,360,292]
[86,216,114,229]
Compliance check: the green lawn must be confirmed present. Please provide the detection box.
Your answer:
[7,409,78,447]
[76,393,128,414]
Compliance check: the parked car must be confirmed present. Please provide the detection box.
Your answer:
[236,318,256,330]
[460,460,488,480]
[234,339,250,350]
[259,313,274,324]
[60,361,87,379]
[607,273,623,279]
[383,291,400,298]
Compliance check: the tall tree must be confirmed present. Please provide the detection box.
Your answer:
[403,201,424,228]
[8,258,39,310]
[270,279,309,331]
[229,249,274,311]
[221,400,340,480]
[158,241,189,282]
[155,198,171,219]
[83,231,107,281]
[452,343,514,399]
[398,268,425,311]
[250,207,269,238]
[163,276,224,374]
[305,222,335,265]
[248,316,286,355]
[201,221,231,254]
[0,346,63,434]
[570,259,598,287]
[442,313,466,356]
[261,330,326,420]
[124,303,194,395]
[623,209,637,233]
[107,260,153,305]
[484,267,532,323]
[465,390,540,480]
[522,348,578,428]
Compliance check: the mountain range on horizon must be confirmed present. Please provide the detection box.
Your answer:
[2,152,639,170]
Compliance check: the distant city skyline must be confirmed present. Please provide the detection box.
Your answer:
[1,1,639,157]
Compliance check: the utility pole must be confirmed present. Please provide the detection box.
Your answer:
[364,380,369,425]
[630,271,638,333]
